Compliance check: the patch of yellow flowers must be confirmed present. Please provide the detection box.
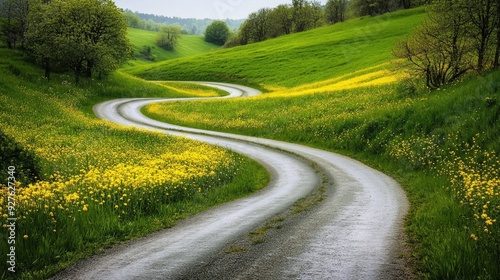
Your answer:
[0,139,237,220]
[387,133,499,241]
[0,77,242,251]
[262,63,405,97]
[452,151,499,240]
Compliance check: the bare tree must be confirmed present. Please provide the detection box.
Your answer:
[463,0,499,71]
[393,1,474,89]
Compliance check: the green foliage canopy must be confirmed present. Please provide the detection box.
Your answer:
[24,0,131,84]
[157,25,181,51]
[205,20,230,45]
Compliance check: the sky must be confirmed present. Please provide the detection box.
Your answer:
[113,0,328,20]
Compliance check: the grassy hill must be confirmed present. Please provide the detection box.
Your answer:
[135,6,500,279]
[1,5,499,279]
[0,48,267,279]
[126,28,220,67]
[126,8,426,90]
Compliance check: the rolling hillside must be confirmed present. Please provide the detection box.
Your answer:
[132,6,500,279]
[1,4,499,279]
[127,8,426,90]
[126,28,220,67]
[0,48,267,279]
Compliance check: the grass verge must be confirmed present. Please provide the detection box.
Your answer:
[0,47,269,279]
[143,70,500,279]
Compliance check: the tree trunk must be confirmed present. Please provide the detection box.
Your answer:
[495,2,500,68]
[495,28,500,67]
[84,60,93,78]
[74,66,81,85]
[44,62,51,81]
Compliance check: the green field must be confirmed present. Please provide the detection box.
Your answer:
[0,48,268,279]
[127,8,426,90]
[138,7,500,279]
[126,27,220,67]
[1,5,499,280]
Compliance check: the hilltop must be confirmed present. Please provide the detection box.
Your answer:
[126,8,426,89]
[126,28,220,67]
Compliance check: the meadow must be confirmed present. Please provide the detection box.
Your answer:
[127,8,427,90]
[0,48,268,279]
[136,7,500,279]
[0,4,498,279]
[126,28,219,67]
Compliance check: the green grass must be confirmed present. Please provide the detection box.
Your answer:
[2,5,498,279]
[0,48,269,279]
[125,28,220,67]
[126,8,426,90]
[134,6,500,279]
[144,64,500,280]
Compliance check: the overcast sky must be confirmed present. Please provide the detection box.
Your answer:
[113,0,328,20]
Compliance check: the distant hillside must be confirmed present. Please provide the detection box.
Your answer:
[126,28,220,67]
[127,8,426,89]
[125,9,244,35]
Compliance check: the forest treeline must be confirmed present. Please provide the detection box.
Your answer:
[224,0,431,47]
[123,9,244,35]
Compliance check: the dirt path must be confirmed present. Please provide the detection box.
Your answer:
[51,82,410,280]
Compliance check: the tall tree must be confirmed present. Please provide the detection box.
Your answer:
[269,4,293,38]
[325,0,348,24]
[463,0,499,71]
[157,26,181,50]
[292,0,324,32]
[204,20,230,45]
[246,8,271,42]
[125,12,141,29]
[393,0,474,88]
[25,0,131,84]
[0,0,29,48]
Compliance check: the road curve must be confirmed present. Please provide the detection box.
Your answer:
[52,82,409,280]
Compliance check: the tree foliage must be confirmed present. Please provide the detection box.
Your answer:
[462,0,499,71]
[157,25,181,51]
[228,0,324,47]
[124,9,244,35]
[292,0,324,32]
[24,0,131,84]
[0,0,29,48]
[325,0,348,24]
[352,0,395,16]
[223,0,429,48]
[394,0,500,89]
[204,20,230,45]
[269,4,294,37]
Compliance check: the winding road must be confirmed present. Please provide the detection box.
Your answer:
[52,82,410,280]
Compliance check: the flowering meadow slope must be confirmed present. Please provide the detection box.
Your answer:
[0,49,267,279]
